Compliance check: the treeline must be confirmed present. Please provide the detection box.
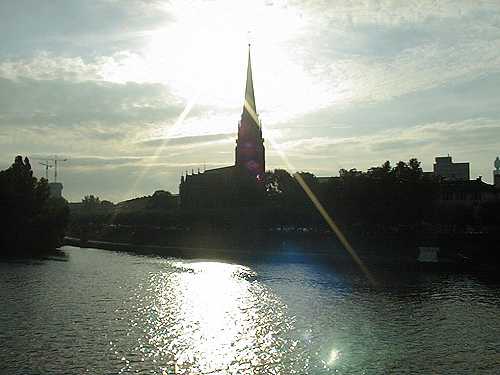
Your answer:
[68,157,499,241]
[266,159,498,231]
[262,158,439,230]
[70,190,180,227]
[0,156,69,256]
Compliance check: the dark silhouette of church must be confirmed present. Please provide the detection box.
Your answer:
[179,46,265,209]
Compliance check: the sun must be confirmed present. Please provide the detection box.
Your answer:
[144,22,246,109]
[101,0,335,140]
[142,1,327,113]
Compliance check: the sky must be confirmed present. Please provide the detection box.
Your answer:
[1,0,500,202]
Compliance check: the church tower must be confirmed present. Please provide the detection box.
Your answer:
[235,45,265,182]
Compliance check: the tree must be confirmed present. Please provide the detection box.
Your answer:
[82,195,101,210]
[264,169,306,205]
[368,161,392,180]
[0,156,69,255]
[148,190,177,210]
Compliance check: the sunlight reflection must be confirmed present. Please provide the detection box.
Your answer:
[142,260,298,374]
[327,348,341,366]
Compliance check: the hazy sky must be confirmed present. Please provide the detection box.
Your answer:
[1,0,500,202]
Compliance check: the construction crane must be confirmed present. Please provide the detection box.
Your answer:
[32,156,68,182]
[53,157,68,183]
[39,162,53,180]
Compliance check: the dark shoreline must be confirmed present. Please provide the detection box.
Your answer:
[63,236,352,263]
[62,235,498,276]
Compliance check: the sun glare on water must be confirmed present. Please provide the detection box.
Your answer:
[141,260,299,374]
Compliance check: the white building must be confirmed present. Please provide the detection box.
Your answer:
[433,156,470,181]
[48,182,63,199]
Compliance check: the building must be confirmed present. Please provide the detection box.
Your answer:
[180,46,265,209]
[438,177,498,206]
[48,182,63,199]
[433,156,470,181]
[235,48,265,181]
[494,156,500,189]
[431,156,500,207]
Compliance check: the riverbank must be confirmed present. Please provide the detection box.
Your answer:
[63,235,495,275]
[63,236,355,264]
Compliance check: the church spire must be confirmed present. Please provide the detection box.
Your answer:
[235,43,265,180]
[244,44,257,116]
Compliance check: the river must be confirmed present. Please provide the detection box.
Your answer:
[0,246,499,374]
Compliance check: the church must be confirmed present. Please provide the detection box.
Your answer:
[179,46,265,209]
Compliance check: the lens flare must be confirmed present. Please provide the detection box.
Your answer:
[126,92,200,198]
[263,116,378,287]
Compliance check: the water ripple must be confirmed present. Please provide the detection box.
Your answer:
[0,247,499,374]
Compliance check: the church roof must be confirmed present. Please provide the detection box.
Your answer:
[245,45,256,114]
[203,165,235,175]
[243,45,260,127]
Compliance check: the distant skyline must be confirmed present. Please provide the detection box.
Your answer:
[1,0,500,202]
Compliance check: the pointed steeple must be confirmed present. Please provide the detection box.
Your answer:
[235,43,265,179]
[244,44,257,115]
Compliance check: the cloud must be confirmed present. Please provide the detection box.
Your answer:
[266,118,500,182]
[329,40,500,103]
[0,77,184,127]
[285,1,500,106]
[376,119,500,151]
[50,155,211,171]
[0,53,108,81]
[137,133,235,149]
[295,0,499,27]
[278,72,500,139]
[0,0,171,56]
[275,118,500,156]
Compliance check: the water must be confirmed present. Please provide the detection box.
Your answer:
[0,246,499,374]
